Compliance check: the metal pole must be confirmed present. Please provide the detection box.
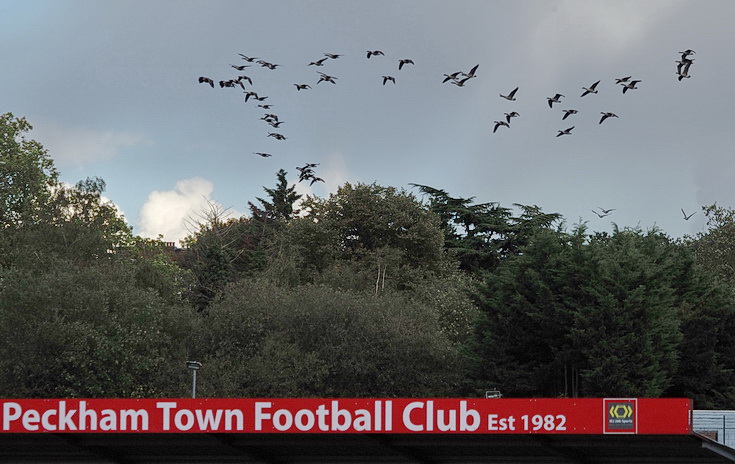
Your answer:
[192,369,197,399]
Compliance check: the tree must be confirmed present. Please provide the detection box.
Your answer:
[193,280,466,397]
[0,113,58,230]
[0,259,195,397]
[472,226,708,399]
[248,169,301,223]
[412,184,561,274]
[1,113,132,268]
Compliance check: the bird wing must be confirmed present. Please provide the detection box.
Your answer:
[509,87,518,98]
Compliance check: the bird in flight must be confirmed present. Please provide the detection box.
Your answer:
[238,54,259,62]
[556,126,574,137]
[547,93,565,108]
[504,112,520,124]
[398,59,414,70]
[442,71,463,83]
[308,57,329,66]
[493,120,510,133]
[367,50,384,58]
[680,49,696,60]
[591,209,612,218]
[382,76,396,85]
[268,132,287,140]
[317,72,337,84]
[231,64,250,71]
[562,109,578,120]
[597,207,615,215]
[681,209,696,220]
[451,77,473,87]
[599,112,618,124]
[324,53,342,59]
[257,104,273,109]
[464,64,479,79]
[615,76,632,84]
[500,87,519,101]
[294,84,311,91]
[259,61,281,70]
[622,80,641,94]
[236,75,253,86]
[253,152,272,158]
[580,80,601,97]
[198,76,214,88]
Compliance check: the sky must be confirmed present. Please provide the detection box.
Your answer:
[2,0,734,244]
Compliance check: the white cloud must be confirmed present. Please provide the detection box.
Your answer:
[29,118,149,167]
[136,178,242,244]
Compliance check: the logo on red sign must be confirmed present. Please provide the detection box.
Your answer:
[604,398,637,434]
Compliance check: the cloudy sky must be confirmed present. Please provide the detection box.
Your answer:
[2,0,733,243]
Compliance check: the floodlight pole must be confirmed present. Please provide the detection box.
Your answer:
[186,361,202,398]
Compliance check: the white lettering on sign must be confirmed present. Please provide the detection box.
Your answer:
[3,401,150,432]
[155,402,243,431]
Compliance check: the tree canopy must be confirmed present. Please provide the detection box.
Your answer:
[3,112,735,407]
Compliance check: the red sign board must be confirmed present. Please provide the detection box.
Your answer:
[0,398,690,434]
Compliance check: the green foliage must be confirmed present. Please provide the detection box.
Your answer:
[473,225,729,403]
[193,280,466,397]
[248,168,302,223]
[0,113,58,230]
[0,259,195,397]
[412,184,562,273]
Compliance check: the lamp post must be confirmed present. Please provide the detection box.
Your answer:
[186,361,202,398]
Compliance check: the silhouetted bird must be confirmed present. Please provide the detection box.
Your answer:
[500,87,519,101]
[464,64,479,79]
[622,80,641,94]
[442,72,463,83]
[308,57,328,66]
[681,208,696,220]
[398,59,414,70]
[253,152,272,157]
[268,133,286,140]
[504,112,520,124]
[198,77,214,88]
[317,72,337,84]
[615,76,632,84]
[382,76,396,85]
[236,75,253,86]
[231,64,250,71]
[294,84,311,90]
[562,109,578,120]
[367,50,385,58]
[599,112,618,124]
[591,209,611,218]
[556,126,574,137]
[238,54,259,62]
[493,121,510,133]
[547,93,565,108]
[324,53,342,59]
[580,80,601,97]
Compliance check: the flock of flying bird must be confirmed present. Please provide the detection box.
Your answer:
[198,50,420,184]
[197,47,699,219]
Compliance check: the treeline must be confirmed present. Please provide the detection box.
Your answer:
[2,113,735,407]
